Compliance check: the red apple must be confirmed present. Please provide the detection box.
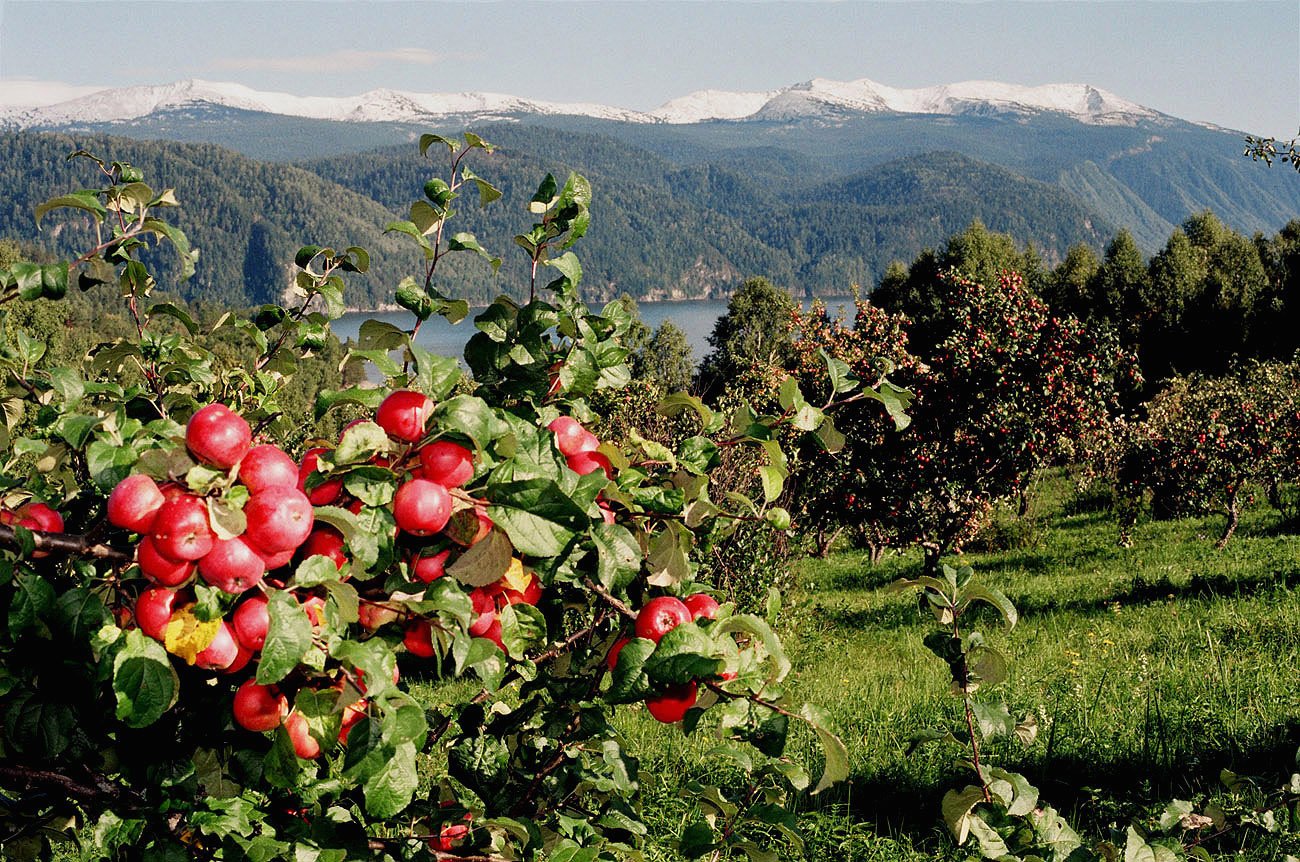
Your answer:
[284,710,322,759]
[481,618,504,652]
[135,587,182,641]
[107,474,165,533]
[232,679,288,732]
[567,450,613,478]
[606,637,629,673]
[137,535,196,587]
[635,596,692,643]
[419,440,474,487]
[444,507,492,547]
[256,545,296,571]
[301,595,326,628]
[238,444,299,494]
[199,536,266,594]
[468,588,496,636]
[243,487,314,554]
[150,494,214,562]
[548,416,599,457]
[186,403,251,469]
[392,479,452,536]
[500,573,542,607]
[338,698,367,743]
[412,548,451,584]
[599,501,616,525]
[231,594,269,651]
[298,447,343,505]
[357,601,399,631]
[298,526,347,570]
[222,640,255,674]
[194,621,240,671]
[375,390,434,443]
[683,593,720,621]
[403,620,436,658]
[645,681,698,723]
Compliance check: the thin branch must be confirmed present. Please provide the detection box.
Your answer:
[0,525,133,563]
[582,578,637,621]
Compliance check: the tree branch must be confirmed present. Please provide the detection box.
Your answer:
[582,578,637,621]
[0,763,142,808]
[0,525,133,563]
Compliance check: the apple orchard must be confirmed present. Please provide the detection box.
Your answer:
[0,138,868,860]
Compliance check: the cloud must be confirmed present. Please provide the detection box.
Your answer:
[211,47,449,74]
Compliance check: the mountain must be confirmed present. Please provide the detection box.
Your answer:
[1,76,1297,308]
[0,77,1165,129]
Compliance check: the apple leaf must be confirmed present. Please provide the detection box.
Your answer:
[255,591,313,685]
[606,638,655,704]
[163,607,220,665]
[644,624,722,686]
[112,630,179,728]
[364,740,418,818]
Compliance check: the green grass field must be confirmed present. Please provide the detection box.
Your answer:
[622,472,1300,860]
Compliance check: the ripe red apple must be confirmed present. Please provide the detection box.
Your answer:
[199,535,266,594]
[135,587,182,641]
[412,548,451,584]
[338,698,367,743]
[567,450,613,478]
[298,526,347,570]
[468,588,496,636]
[419,440,474,487]
[150,494,214,562]
[186,403,252,469]
[137,535,196,587]
[606,637,629,672]
[481,618,504,652]
[284,711,322,759]
[107,474,165,533]
[301,595,326,628]
[243,486,314,554]
[222,640,255,675]
[375,390,435,443]
[298,447,343,506]
[403,620,436,658]
[2,501,64,533]
[232,679,288,732]
[231,593,269,651]
[635,596,692,643]
[357,601,399,631]
[548,416,599,457]
[429,821,471,853]
[256,545,296,571]
[194,621,240,671]
[237,444,299,494]
[500,573,542,607]
[392,479,452,536]
[599,501,616,525]
[645,681,698,723]
[683,593,720,621]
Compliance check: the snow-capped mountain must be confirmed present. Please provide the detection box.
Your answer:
[0,76,1164,129]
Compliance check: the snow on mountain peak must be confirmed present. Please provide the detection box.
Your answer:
[0,76,1161,129]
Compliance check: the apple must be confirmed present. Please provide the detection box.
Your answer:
[298,526,347,570]
[430,821,470,853]
[468,588,496,636]
[392,479,452,536]
[107,474,166,533]
[481,618,505,652]
[231,594,269,651]
[567,450,613,478]
[301,595,326,628]
[645,681,698,723]
[444,507,492,547]
[599,501,616,526]
[419,440,474,487]
[255,544,296,571]
[357,601,399,631]
[186,403,251,469]
[243,486,314,554]
[412,548,451,584]
[2,501,63,533]
[338,698,367,744]
[198,535,266,594]
[298,447,342,506]
[634,596,692,643]
[683,593,720,621]
[403,620,436,658]
[232,679,288,732]
[237,444,299,494]
[375,390,434,443]
[135,587,182,641]
[606,637,629,673]
[500,573,542,607]
[137,536,196,587]
[150,494,214,562]
[222,640,255,675]
[284,711,322,759]
[548,416,599,457]
[194,621,240,671]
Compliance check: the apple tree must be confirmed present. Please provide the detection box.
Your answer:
[0,137,859,860]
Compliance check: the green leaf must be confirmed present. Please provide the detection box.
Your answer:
[716,614,790,686]
[335,421,390,464]
[447,528,514,588]
[644,623,721,685]
[590,523,641,590]
[363,741,418,818]
[448,233,502,272]
[9,572,55,639]
[941,785,985,844]
[607,637,655,704]
[255,591,313,685]
[148,302,198,335]
[113,630,180,728]
[394,278,434,320]
[800,703,849,794]
[544,251,582,288]
[862,379,913,431]
[498,603,547,658]
[34,191,107,227]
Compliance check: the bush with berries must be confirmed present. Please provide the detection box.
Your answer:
[0,137,862,860]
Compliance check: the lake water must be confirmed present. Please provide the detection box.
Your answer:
[333,297,857,365]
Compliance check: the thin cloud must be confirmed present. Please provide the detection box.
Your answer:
[211,48,448,74]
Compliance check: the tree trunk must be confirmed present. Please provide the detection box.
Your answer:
[922,543,942,576]
[1216,493,1240,549]
[814,526,841,558]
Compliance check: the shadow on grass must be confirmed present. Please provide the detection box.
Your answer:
[809,718,1300,851]
[814,565,1300,631]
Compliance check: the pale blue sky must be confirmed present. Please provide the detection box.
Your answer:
[1,1,1295,136]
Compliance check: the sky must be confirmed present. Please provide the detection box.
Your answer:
[0,0,1296,136]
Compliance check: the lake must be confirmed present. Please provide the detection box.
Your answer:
[333,297,857,365]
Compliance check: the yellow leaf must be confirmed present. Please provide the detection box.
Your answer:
[499,557,531,594]
[164,607,219,665]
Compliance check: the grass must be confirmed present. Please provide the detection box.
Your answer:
[621,471,1300,860]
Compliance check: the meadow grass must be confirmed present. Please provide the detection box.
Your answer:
[624,471,1300,860]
